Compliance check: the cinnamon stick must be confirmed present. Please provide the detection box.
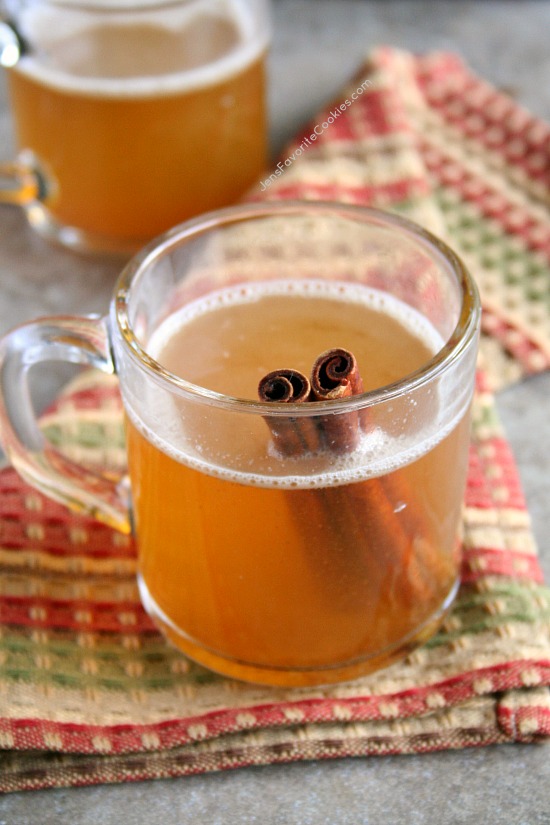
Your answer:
[311,348,364,400]
[258,369,321,456]
[311,349,418,604]
[259,349,455,622]
[310,348,364,453]
[313,350,457,616]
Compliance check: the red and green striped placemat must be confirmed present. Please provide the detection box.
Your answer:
[1,47,549,792]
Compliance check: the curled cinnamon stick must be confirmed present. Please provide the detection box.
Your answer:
[311,349,453,599]
[258,369,321,456]
[310,348,364,400]
[310,348,364,453]
[311,350,432,551]
[259,349,454,620]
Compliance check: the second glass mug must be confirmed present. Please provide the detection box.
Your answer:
[0,0,270,254]
[0,202,481,687]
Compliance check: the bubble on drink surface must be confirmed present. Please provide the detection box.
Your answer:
[120,277,472,490]
[126,401,466,491]
[121,268,478,488]
[13,0,267,97]
[146,278,445,362]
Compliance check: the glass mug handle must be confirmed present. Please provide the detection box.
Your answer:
[0,315,131,532]
[0,157,44,205]
[1,20,47,205]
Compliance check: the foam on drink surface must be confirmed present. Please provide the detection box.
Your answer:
[126,279,467,490]
[14,0,267,97]
[148,278,444,359]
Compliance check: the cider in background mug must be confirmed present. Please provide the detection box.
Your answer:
[0,203,481,687]
[0,0,270,254]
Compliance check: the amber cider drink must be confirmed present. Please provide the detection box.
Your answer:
[7,0,268,248]
[126,280,472,686]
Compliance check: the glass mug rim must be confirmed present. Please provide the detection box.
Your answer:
[3,0,269,13]
[114,200,481,415]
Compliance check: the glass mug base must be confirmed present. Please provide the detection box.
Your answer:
[24,201,142,257]
[138,575,460,687]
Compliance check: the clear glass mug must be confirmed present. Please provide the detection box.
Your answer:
[0,202,481,687]
[0,0,270,255]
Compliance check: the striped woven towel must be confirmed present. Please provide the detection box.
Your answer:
[1,47,549,793]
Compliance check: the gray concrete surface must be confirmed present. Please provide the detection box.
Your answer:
[1,1,550,822]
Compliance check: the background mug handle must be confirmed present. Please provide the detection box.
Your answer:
[0,314,131,533]
[1,20,50,206]
[0,156,45,205]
